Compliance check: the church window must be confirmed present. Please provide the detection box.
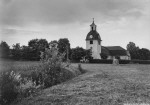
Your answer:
[90,41,93,44]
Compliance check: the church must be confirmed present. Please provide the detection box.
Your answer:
[86,19,130,60]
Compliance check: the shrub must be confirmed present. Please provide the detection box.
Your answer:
[90,59,113,64]
[90,59,130,64]
[118,60,130,64]
[0,70,21,104]
[130,60,150,64]
[30,47,67,88]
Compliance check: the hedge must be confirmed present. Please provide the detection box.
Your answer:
[90,59,130,64]
[90,59,150,64]
[90,59,113,64]
[130,60,150,64]
[71,59,150,64]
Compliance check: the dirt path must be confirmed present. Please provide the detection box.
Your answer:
[16,64,150,105]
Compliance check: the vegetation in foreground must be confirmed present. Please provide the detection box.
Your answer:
[0,47,82,104]
[13,64,150,105]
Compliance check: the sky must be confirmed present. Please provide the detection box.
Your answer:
[0,0,150,49]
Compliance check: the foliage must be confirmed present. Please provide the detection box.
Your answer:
[39,47,65,87]
[71,47,92,62]
[100,52,108,59]
[0,70,21,104]
[138,48,150,60]
[57,38,71,61]
[21,46,35,60]
[127,42,139,59]
[0,41,10,58]
[127,42,150,60]
[85,49,92,60]
[11,43,22,60]
[130,60,150,64]
[28,38,49,60]
[90,59,130,64]
[71,47,85,61]
[49,40,58,48]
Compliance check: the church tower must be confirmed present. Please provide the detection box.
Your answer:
[86,19,102,59]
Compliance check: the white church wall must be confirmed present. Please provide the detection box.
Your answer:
[86,40,101,59]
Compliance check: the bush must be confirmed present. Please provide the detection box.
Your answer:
[130,60,150,64]
[0,70,21,104]
[118,60,130,64]
[28,47,67,88]
[90,59,130,64]
[90,59,113,64]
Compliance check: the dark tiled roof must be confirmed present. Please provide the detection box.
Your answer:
[101,46,109,55]
[102,46,127,56]
[86,30,102,41]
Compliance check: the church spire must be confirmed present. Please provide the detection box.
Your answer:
[90,18,97,31]
[93,18,94,23]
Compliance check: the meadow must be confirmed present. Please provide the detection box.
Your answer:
[0,59,41,82]
[1,59,150,105]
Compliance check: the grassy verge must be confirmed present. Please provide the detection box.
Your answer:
[0,59,84,104]
[14,64,150,105]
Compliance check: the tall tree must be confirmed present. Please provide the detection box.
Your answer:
[21,45,34,60]
[57,38,71,60]
[138,48,150,60]
[71,47,92,61]
[0,41,10,58]
[49,40,58,48]
[11,43,22,60]
[28,39,49,60]
[126,42,139,59]
[71,47,85,61]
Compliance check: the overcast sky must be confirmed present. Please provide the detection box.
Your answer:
[0,0,150,49]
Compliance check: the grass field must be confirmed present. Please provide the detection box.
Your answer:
[0,59,40,77]
[1,59,150,105]
[5,62,148,105]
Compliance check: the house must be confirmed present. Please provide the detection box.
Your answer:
[85,19,130,60]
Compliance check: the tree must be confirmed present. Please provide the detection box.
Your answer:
[57,38,71,60]
[100,52,108,59]
[49,40,58,48]
[0,41,10,58]
[21,46,34,60]
[138,48,150,60]
[71,47,85,61]
[126,42,139,59]
[11,43,22,60]
[71,47,92,61]
[28,39,49,60]
[85,49,92,60]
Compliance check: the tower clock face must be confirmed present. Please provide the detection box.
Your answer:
[90,35,93,38]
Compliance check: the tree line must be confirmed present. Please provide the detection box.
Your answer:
[0,38,91,61]
[127,42,150,60]
[0,39,150,61]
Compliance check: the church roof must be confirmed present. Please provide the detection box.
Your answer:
[86,30,102,41]
[101,46,127,56]
[90,21,96,26]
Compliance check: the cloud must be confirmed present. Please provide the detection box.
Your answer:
[0,0,146,27]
